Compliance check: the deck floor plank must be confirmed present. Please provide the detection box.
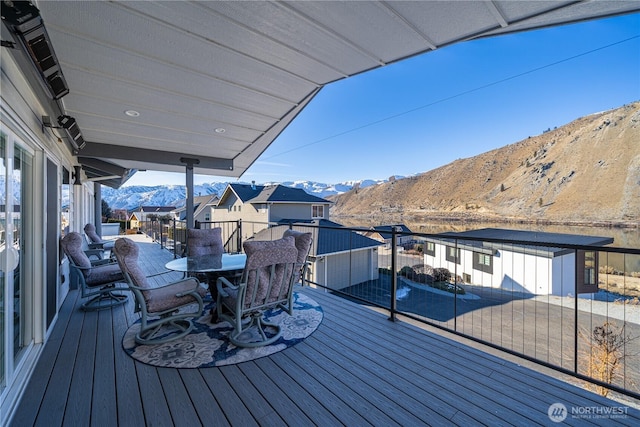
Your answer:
[200,366,259,427]
[269,350,372,426]
[112,303,146,427]
[9,235,640,426]
[253,355,344,426]
[178,369,231,427]
[157,368,203,426]
[235,361,316,426]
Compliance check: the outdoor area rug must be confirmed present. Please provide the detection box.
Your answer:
[122,292,323,368]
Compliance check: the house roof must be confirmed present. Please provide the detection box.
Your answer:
[253,219,382,256]
[440,228,614,247]
[8,2,636,185]
[221,183,330,205]
[250,185,330,204]
[429,228,615,258]
[372,224,413,239]
[132,206,176,213]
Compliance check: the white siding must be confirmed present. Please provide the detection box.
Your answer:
[425,243,562,296]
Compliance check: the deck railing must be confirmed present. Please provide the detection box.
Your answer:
[141,219,640,400]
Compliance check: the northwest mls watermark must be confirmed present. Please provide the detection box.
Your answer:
[548,402,629,423]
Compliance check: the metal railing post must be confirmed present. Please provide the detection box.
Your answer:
[389,227,398,321]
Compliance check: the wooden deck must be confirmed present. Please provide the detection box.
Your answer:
[10,235,640,426]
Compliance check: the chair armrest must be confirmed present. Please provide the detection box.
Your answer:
[84,248,104,258]
[216,276,238,297]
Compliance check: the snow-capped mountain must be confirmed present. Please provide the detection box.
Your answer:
[102,178,398,210]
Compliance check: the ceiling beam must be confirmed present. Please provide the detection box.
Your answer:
[77,142,234,172]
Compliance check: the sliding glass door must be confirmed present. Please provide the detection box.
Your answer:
[0,127,34,400]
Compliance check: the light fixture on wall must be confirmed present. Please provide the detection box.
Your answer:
[72,165,83,186]
[1,1,69,99]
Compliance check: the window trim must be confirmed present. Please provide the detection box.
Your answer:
[312,204,324,219]
[445,246,461,264]
[472,251,493,274]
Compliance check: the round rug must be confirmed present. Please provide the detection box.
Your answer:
[122,292,323,368]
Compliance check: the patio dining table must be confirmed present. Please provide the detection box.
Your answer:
[164,253,247,275]
[165,253,247,319]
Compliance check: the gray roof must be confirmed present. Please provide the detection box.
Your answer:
[253,219,382,256]
[372,224,413,239]
[227,183,330,205]
[440,228,614,247]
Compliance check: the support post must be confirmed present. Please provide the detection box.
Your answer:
[181,157,200,229]
[94,183,102,236]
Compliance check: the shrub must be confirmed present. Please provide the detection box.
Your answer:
[433,268,451,282]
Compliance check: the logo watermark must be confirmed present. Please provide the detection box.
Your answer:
[548,403,629,422]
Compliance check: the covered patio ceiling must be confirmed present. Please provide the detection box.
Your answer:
[21,1,640,186]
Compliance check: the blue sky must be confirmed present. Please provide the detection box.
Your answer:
[125,13,640,187]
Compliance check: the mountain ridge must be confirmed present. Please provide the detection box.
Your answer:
[330,102,640,226]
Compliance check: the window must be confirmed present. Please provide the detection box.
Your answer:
[312,205,324,218]
[204,214,210,221]
[424,241,435,257]
[445,246,460,264]
[577,250,598,294]
[473,252,493,274]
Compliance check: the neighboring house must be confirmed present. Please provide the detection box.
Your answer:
[423,228,613,297]
[128,212,141,230]
[173,194,219,224]
[130,206,176,222]
[252,219,383,291]
[213,183,332,240]
[364,224,413,248]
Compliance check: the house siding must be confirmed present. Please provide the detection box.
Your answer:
[1,52,85,424]
[323,249,379,290]
[424,242,583,296]
[270,203,320,222]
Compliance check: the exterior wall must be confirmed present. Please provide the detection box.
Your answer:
[322,249,379,290]
[270,203,315,222]
[424,243,559,295]
[1,51,84,425]
[553,252,578,297]
[194,206,213,223]
[214,194,268,240]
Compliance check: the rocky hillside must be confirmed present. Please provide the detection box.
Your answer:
[330,102,640,226]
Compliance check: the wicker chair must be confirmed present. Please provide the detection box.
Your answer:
[60,232,128,311]
[216,236,298,348]
[113,237,208,345]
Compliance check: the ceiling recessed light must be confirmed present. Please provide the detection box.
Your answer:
[215,128,226,133]
[125,110,140,117]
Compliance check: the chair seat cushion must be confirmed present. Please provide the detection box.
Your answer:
[86,262,124,287]
[147,278,208,313]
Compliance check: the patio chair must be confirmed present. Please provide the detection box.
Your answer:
[216,236,298,348]
[113,237,208,345]
[60,232,128,311]
[84,223,115,254]
[283,229,313,288]
[186,227,238,288]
